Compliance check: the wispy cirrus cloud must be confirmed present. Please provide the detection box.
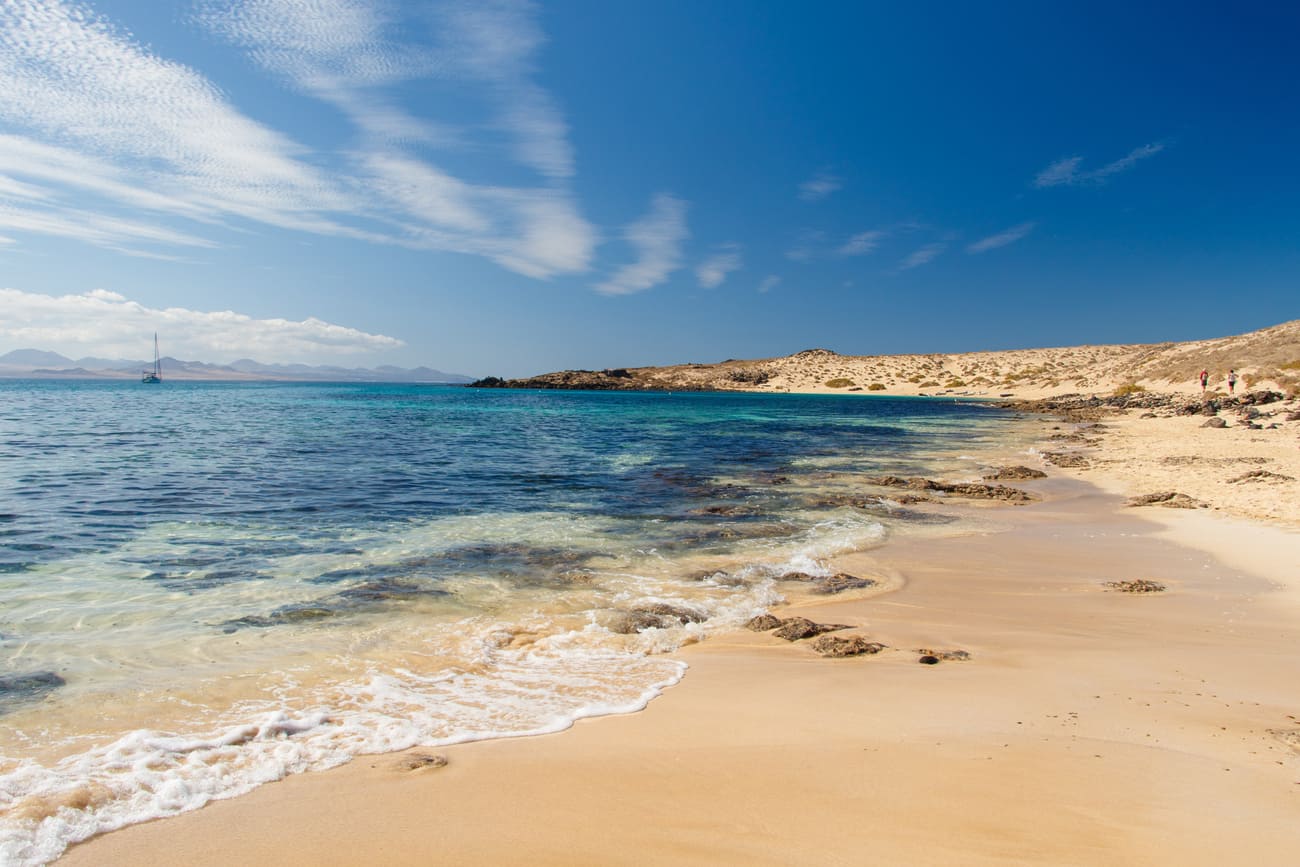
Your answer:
[798,171,842,202]
[839,230,886,256]
[757,275,780,294]
[897,242,947,271]
[696,243,743,288]
[0,287,402,362]
[0,0,596,278]
[596,194,689,296]
[1034,143,1165,188]
[966,221,1036,254]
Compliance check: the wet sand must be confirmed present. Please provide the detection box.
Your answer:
[62,474,1300,865]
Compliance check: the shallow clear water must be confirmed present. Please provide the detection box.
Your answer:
[0,381,1027,863]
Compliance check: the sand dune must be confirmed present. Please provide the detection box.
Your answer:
[479,318,1300,400]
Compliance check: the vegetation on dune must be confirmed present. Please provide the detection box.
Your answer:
[824,378,855,388]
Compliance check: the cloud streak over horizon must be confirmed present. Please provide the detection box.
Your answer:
[0,286,403,362]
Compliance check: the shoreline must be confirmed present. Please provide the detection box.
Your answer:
[62,400,1300,865]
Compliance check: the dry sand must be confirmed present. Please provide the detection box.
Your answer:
[62,399,1300,865]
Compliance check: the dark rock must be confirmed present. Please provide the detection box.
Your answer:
[918,655,941,665]
[812,635,887,657]
[1125,491,1209,509]
[772,617,851,641]
[1201,417,1227,428]
[610,603,706,634]
[0,671,66,713]
[745,614,783,631]
[1103,579,1166,593]
[983,466,1048,481]
[776,571,819,582]
[812,573,877,595]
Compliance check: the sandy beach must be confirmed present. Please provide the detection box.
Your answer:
[60,382,1300,865]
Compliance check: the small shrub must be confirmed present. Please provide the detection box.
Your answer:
[824,378,854,388]
[919,380,940,388]
[944,379,966,388]
[1114,382,1146,396]
[868,383,886,391]
[908,375,923,383]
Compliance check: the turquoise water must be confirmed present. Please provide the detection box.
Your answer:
[0,381,1026,863]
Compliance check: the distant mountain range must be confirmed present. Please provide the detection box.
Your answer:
[0,348,474,383]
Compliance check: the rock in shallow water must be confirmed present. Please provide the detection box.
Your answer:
[772,617,851,641]
[812,635,886,657]
[0,670,66,713]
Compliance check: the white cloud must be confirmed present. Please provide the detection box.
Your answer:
[0,0,595,278]
[966,221,1036,254]
[1034,143,1165,188]
[0,287,402,362]
[696,243,742,288]
[596,194,689,296]
[839,230,886,256]
[757,275,780,294]
[897,242,946,271]
[799,172,842,202]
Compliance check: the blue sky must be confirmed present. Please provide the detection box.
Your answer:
[0,0,1296,376]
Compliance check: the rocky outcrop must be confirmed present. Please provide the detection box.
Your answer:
[1227,470,1295,484]
[810,573,877,594]
[983,466,1047,481]
[1103,579,1166,593]
[864,476,1035,504]
[609,603,707,633]
[745,614,783,631]
[771,617,852,641]
[916,648,971,662]
[812,635,887,657]
[1201,417,1227,428]
[1125,491,1209,509]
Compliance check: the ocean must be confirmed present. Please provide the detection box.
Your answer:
[0,380,1030,863]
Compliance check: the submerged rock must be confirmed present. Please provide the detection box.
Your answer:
[395,752,448,771]
[0,671,66,713]
[812,635,886,657]
[863,476,1034,504]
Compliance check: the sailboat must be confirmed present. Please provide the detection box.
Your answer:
[141,333,162,383]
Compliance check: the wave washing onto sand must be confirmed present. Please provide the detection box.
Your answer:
[0,509,888,865]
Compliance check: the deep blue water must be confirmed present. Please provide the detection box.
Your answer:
[0,380,1017,574]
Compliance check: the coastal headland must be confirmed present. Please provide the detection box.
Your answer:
[64,322,1300,865]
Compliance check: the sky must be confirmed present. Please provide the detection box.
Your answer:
[0,0,1296,377]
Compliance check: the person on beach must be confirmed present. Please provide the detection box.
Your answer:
[1199,369,1209,393]
[1228,369,1238,394]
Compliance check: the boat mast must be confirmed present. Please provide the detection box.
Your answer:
[154,332,161,380]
